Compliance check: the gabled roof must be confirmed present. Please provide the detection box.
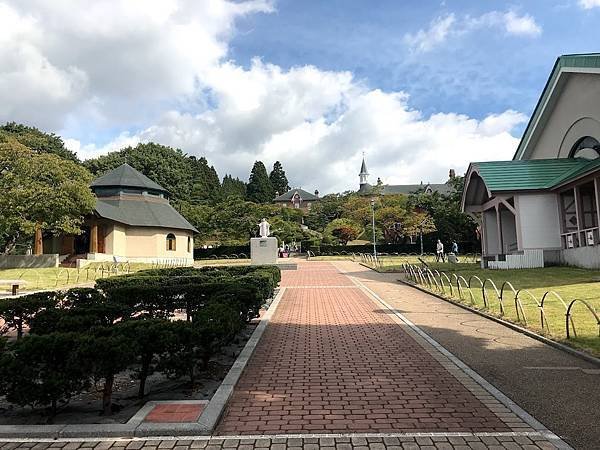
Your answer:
[358,183,451,196]
[514,53,600,160]
[91,163,168,193]
[467,158,600,192]
[274,188,319,202]
[95,198,198,232]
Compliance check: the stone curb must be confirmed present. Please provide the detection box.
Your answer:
[398,277,600,368]
[346,274,572,450]
[0,288,287,439]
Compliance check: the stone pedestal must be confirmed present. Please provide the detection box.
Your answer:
[250,237,278,265]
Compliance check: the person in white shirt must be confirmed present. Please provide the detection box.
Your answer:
[436,239,445,262]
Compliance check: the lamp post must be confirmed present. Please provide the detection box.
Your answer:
[418,217,428,256]
[370,198,377,259]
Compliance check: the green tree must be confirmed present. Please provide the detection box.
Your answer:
[0,333,90,417]
[0,122,78,161]
[324,218,363,245]
[0,139,96,254]
[246,161,274,203]
[222,174,247,199]
[269,161,290,196]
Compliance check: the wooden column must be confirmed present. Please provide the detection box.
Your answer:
[594,178,600,230]
[90,223,98,254]
[34,225,43,255]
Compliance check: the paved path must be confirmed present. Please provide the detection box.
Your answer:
[332,261,599,450]
[214,262,566,448]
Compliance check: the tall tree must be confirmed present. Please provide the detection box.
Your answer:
[0,137,95,254]
[269,161,290,196]
[222,174,247,199]
[246,161,274,204]
[0,122,78,162]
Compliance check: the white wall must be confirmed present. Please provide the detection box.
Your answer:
[483,210,499,255]
[529,73,600,159]
[517,193,561,249]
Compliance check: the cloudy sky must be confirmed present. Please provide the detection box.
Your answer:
[1,0,600,194]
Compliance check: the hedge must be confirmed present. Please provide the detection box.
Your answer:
[0,265,281,416]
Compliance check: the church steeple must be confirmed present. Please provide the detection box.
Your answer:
[359,155,369,187]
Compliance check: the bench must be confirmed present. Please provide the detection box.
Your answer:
[0,280,27,296]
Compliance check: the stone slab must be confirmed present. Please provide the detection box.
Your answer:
[250,237,277,265]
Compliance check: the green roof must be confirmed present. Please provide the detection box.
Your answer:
[91,164,167,193]
[95,198,198,232]
[514,53,600,160]
[472,158,600,192]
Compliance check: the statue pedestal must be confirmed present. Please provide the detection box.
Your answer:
[250,237,278,265]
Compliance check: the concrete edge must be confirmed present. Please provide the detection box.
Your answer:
[398,278,600,368]
[194,286,287,435]
[348,275,573,450]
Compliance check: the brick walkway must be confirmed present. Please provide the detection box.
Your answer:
[216,262,546,441]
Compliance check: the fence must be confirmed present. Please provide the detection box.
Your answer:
[401,263,600,342]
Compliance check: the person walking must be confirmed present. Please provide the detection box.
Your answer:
[451,240,458,255]
[436,239,445,262]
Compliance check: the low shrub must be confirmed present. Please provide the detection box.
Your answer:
[0,292,59,339]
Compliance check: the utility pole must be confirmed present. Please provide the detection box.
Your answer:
[370,198,377,259]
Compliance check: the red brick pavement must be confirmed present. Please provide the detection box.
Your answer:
[217,262,509,435]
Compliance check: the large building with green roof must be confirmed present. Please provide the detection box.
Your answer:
[462,53,600,269]
[44,164,197,266]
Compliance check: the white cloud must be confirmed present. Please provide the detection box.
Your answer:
[579,0,600,9]
[403,14,456,53]
[405,9,541,53]
[6,0,527,194]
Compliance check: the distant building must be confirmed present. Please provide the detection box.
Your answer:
[273,188,320,211]
[44,164,197,266]
[462,53,600,269]
[357,156,453,196]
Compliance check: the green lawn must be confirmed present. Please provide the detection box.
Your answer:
[0,262,157,293]
[376,258,600,357]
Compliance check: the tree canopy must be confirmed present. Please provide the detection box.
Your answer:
[84,143,221,204]
[0,122,78,162]
[246,161,274,204]
[0,137,95,254]
[269,161,290,196]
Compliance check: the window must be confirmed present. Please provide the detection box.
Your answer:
[579,182,598,229]
[187,236,192,253]
[570,136,600,160]
[166,233,176,251]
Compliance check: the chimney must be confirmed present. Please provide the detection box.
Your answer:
[314,189,319,197]
[449,169,456,179]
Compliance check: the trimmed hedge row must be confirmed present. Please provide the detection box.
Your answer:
[0,265,280,417]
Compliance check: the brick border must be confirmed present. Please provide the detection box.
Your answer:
[344,272,572,450]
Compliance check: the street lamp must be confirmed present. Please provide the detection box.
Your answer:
[370,198,377,259]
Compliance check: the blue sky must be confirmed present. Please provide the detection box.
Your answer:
[230,0,598,124]
[1,0,600,192]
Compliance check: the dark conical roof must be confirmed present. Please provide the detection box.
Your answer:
[359,157,368,175]
[91,163,167,193]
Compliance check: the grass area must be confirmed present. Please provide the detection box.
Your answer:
[194,259,250,266]
[376,258,600,357]
[0,262,157,293]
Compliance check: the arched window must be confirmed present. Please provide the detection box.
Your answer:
[166,233,176,251]
[570,136,600,160]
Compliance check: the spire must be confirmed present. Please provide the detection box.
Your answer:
[359,154,369,186]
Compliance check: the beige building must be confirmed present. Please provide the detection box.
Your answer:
[44,164,197,267]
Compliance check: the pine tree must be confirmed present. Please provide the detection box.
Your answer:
[269,161,290,196]
[222,174,247,199]
[246,161,274,203]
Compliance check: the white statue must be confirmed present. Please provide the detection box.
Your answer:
[258,218,271,238]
